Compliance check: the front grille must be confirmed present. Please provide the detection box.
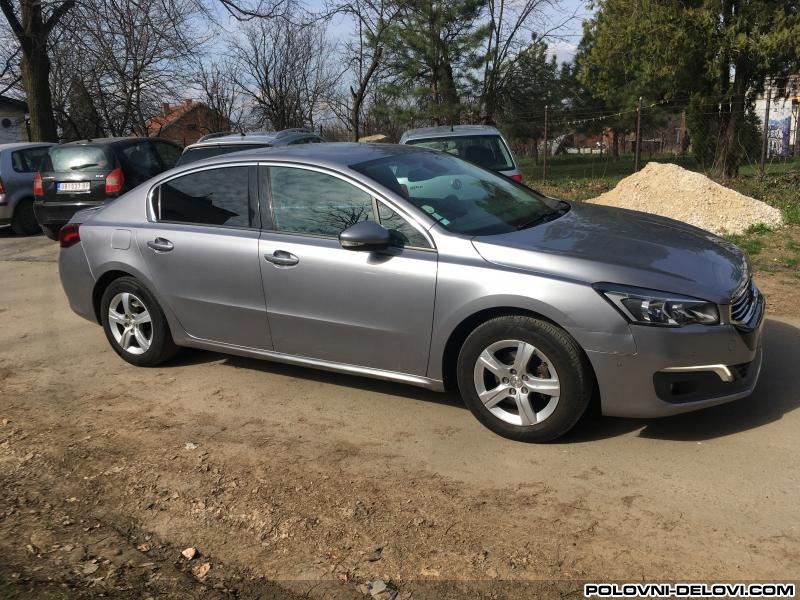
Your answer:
[730,278,759,326]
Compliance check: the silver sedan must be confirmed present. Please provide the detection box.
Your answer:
[58,143,764,441]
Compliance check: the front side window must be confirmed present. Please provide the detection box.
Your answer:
[12,146,50,172]
[268,166,373,237]
[404,135,514,171]
[377,201,431,248]
[155,166,252,228]
[352,150,563,236]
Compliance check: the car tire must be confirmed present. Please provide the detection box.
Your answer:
[41,224,61,241]
[11,199,41,236]
[100,277,179,367]
[457,315,593,442]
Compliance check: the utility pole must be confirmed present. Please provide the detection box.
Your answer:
[634,96,643,172]
[760,84,772,178]
[543,104,548,182]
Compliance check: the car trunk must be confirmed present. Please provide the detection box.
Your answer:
[40,145,117,204]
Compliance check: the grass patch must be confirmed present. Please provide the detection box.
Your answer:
[724,234,765,256]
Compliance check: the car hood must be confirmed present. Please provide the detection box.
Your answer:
[471,202,749,304]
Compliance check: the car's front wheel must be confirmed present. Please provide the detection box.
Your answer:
[457,315,593,442]
[100,277,178,367]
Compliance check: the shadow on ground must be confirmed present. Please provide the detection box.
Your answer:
[168,318,800,444]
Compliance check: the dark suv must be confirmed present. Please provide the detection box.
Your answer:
[34,137,182,239]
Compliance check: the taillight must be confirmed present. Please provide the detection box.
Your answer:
[105,166,124,195]
[33,171,43,196]
[509,174,523,183]
[59,223,81,248]
[0,177,6,195]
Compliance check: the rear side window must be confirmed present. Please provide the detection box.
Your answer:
[155,166,252,228]
[12,146,50,172]
[120,142,161,178]
[268,166,373,237]
[176,144,266,166]
[405,135,514,171]
[152,141,182,169]
[47,145,114,172]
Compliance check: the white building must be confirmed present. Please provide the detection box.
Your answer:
[0,95,28,143]
[755,78,798,157]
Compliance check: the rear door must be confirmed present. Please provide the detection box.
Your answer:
[257,164,437,376]
[138,163,271,350]
[40,144,114,203]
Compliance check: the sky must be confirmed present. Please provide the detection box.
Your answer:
[300,0,595,65]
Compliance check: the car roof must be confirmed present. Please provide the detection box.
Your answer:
[180,142,431,170]
[400,125,502,143]
[186,129,322,149]
[0,141,54,152]
[62,137,179,147]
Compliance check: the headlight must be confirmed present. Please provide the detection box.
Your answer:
[595,284,719,327]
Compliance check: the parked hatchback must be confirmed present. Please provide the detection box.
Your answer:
[176,129,325,167]
[34,137,182,239]
[400,125,522,182]
[0,142,53,235]
[57,143,763,442]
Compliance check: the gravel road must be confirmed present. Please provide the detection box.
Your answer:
[1,230,798,599]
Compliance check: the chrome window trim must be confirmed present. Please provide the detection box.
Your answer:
[257,161,437,251]
[146,161,260,227]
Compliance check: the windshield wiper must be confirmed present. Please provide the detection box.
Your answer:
[70,163,99,170]
[517,202,569,230]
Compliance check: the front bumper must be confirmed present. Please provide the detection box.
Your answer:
[589,300,765,418]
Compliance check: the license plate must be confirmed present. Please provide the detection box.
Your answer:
[57,181,91,193]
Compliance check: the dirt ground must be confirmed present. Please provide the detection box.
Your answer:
[1,229,799,599]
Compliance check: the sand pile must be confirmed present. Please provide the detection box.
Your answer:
[587,162,783,235]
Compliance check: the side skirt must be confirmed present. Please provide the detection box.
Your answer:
[179,337,447,392]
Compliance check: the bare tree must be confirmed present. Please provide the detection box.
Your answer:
[230,7,338,130]
[327,0,400,140]
[0,30,20,96]
[479,0,565,122]
[51,0,204,139]
[195,59,246,133]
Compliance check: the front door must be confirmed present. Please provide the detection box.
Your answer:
[258,165,437,376]
[138,164,271,350]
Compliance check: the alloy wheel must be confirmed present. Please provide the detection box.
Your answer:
[107,292,153,355]
[473,339,561,426]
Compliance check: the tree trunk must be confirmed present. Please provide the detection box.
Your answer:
[21,46,58,141]
[612,130,620,160]
[712,66,749,179]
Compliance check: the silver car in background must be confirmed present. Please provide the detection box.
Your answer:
[0,142,54,235]
[57,143,763,441]
[176,129,325,167]
[400,125,523,182]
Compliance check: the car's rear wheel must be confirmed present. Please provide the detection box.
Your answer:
[11,199,41,236]
[457,315,593,442]
[100,277,178,367]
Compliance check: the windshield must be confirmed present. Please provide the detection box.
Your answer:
[176,143,269,166]
[47,145,114,172]
[351,150,564,236]
[404,135,515,171]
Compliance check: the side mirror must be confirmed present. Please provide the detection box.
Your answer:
[339,220,391,251]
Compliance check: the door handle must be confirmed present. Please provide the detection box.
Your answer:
[147,237,174,253]
[264,250,299,267]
